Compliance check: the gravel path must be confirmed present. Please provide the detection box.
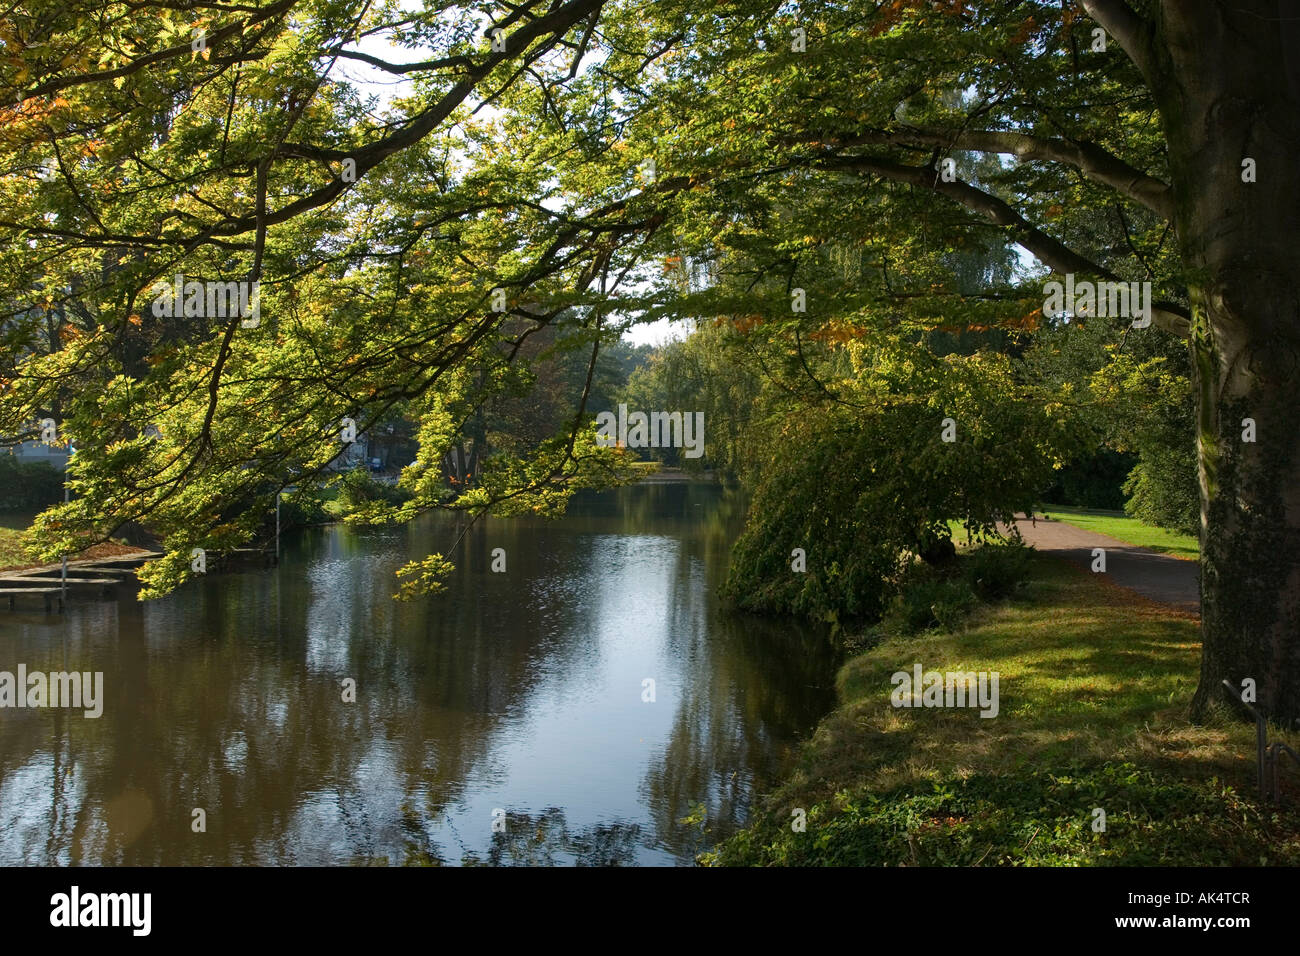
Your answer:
[1002,513,1200,614]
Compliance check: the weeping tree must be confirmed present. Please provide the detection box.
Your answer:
[719,332,1083,624]
[527,0,1298,724]
[0,0,1295,721]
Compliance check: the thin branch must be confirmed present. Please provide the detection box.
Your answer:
[816,153,1190,337]
[833,126,1174,220]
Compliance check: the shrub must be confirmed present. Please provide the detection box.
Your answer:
[337,467,411,510]
[886,570,976,635]
[1123,443,1199,536]
[963,542,1033,601]
[277,494,331,528]
[0,456,63,510]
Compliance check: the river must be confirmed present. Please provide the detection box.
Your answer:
[0,483,840,865]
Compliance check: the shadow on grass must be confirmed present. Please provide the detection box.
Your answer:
[708,555,1300,866]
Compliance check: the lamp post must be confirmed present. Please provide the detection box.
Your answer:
[61,443,74,606]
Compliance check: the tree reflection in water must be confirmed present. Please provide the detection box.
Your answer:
[0,485,840,865]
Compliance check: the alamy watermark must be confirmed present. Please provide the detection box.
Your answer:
[595,404,705,459]
[0,665,103,718]
[890,663,999,718]
[50,886,150,936]
[150,274,260,328]
[1043,275,1151,328]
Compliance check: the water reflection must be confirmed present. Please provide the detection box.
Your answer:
[0,484,839,865]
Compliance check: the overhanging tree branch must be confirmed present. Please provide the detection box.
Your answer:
[208,0,606,239]
[19,0,298,100]
[327,48,474,75]
[1081,0,1159,86]
[833,126,1174,220]
[816,152,1191,337]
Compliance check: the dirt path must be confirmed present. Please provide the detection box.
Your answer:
[1001,514,1200,614]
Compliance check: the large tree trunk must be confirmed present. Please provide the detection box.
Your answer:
[1156,2,1300,723]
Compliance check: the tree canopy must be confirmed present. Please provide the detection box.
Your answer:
[2,1,1297,720]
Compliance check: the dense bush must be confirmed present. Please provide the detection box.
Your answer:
[722,344,1076,625]
[1123,442,1200,536]
[886,571,975,634]
[337,467,412,510]
[882,543,1031,635]
[277,494,331,528]
[0,456,63,510]
[964,541,1033,601]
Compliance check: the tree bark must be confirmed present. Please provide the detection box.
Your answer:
[1155,2,1300,723]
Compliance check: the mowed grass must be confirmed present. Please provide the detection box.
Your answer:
[1040,504,1199,560]
[709,556,1300,866]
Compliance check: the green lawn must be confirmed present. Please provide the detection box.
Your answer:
[1039,504,1199,560]
[709,555,1300,866]
[320,489,347,518]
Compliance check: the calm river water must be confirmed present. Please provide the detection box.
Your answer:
[0,484,839,865]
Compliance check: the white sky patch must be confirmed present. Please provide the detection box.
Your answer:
[623,317,689,347]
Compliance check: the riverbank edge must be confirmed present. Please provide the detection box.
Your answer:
[706,554,1300,866]
[0,474,731,574]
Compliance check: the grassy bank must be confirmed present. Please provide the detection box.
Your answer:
[708,555,1300,866]
[1041,505,1199,560]
[0,524,152,573]
[0,526,26,571]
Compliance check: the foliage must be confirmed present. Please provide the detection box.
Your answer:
[276,492,331,528]
[0,527,32,570]
[721,333,1080,623]
[394,553,457,601]
[885,571,976,635]
[1024,320,1197,533]
[963,540,1033,601]
[882,543,1030,635]
[0,1,1219,609]
[0,0,651,599]
[0,456,62,510]
[337,467,413,512]
[1040,447,1135,511]
[616,319,763,475]
[1123,440,1200,537]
